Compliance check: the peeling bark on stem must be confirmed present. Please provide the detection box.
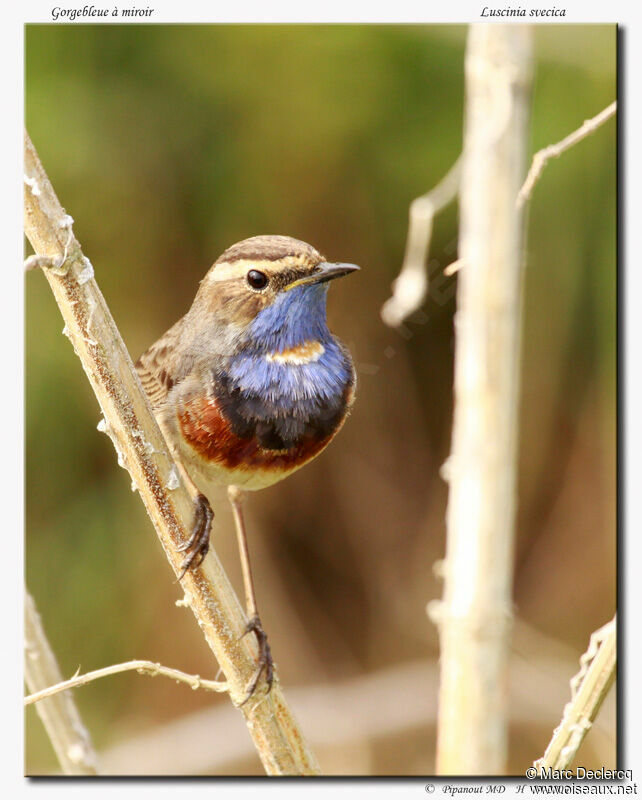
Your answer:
[24,130,320,776]
[435,26,533,775]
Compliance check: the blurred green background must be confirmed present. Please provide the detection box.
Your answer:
[25,24,616,775]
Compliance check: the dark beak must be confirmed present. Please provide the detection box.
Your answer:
[285,261,360,290]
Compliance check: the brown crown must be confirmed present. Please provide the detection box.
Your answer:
[215,235,324,267]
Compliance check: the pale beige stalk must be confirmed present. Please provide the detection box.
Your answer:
[435,25,533,774]
[24,130,320,776]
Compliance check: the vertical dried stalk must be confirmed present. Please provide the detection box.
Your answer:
[24,130,320,775]
[435,25,533,774]
[24,590,99,775]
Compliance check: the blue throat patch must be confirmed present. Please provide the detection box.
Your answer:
[215,284,353,449]
[246,283,333,352]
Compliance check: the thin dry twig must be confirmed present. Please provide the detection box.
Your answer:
[443,258,464,277]
[24,130,320,776]
[517,101,616,207]
[25,660,228,707]
[380,156,461,327]
[534,616,616,773]
[99,630,615,775]
[24,590,100,775]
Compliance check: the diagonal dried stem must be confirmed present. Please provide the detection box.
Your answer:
[24,130,320,776]
[534,616,616,773]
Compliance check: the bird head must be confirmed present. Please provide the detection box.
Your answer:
[191,235,359,353]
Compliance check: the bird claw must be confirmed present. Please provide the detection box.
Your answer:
[240,614,274,704]
[177,493,214,579]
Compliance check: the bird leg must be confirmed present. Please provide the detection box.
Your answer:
[157,420,214,579]
[227,485,274,700]
[176,490,214,579]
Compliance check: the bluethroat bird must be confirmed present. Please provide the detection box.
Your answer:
[136,235,358,697]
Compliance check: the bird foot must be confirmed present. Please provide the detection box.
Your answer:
[240,614,274,703]
[177,493,214,579]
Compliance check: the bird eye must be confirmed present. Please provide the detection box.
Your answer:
[247,269,268,290]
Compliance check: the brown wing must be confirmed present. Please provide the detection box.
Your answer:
[135,316,188,412]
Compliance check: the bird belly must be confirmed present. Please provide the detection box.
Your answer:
[177,392,342,491]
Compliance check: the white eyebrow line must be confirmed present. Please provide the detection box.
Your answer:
[209,257,307,282]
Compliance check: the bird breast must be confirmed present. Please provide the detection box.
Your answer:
[176,336,355,490]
